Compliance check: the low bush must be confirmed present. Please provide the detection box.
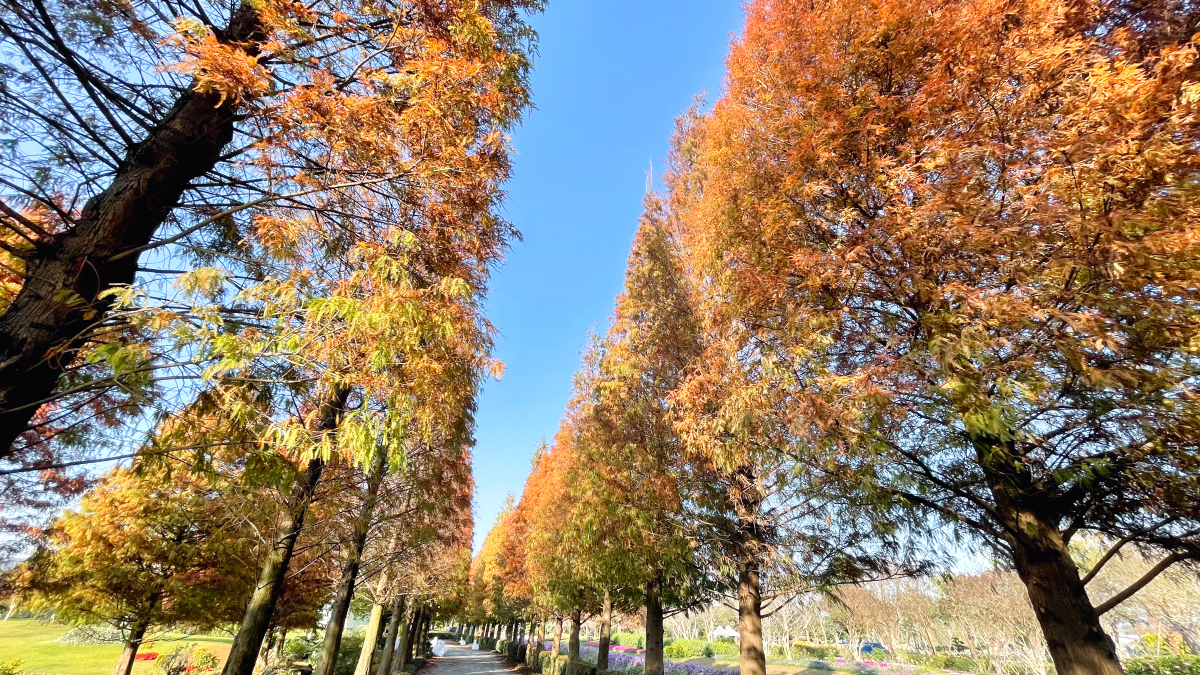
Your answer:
[1125,655,1200,675]
[154,644,220,675]
[708,640,739,657]
[896,652,979,672]
[567,660,597,675]
[663,640,711,659]
[795,645,840,661]
[611,633,645,649]
[333,630,366,675]
[0,660,22,675]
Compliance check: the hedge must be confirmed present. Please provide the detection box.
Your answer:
[610,633,644,649]
[1126,656,1200,675]
[566,661,597,675]
[663,639,711,659]
[708,640,739,657]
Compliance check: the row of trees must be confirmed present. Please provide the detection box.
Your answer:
[0,0,543,673]
[462,1,1200,675]
[10,431,472,675]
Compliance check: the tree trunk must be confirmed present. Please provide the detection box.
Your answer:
[568,609,581,661]
[0,3,266,455]
[112,616,150,675]
[415,609,431,660]
[975,436,1125,675]
[396,603,416,672]
[222,455,327,675]
[377,596,406,675]
[3,595,16,620]
[398,605,420,671]
[315,449,389,675]
[552,616,563,656]
[276,628,289,665]
[598,592,612,671]
[1010,533,1124,675]
[537,616,546,650]
[355,601,387,675]
[737,558,767,675]
[645,575,665,675]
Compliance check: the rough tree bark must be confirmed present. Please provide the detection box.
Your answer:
[314,449,389,675]
[1010,521,1124,675]
[645,575,664,675]
[112,613,152,675]
[398,605,420,672]
[978,439,1125,675]
[737,558,766,675]
[222,387,349,675]
[597,591,612,671]
[354,602,386,675]
[568,609,581,661]
[0,2,264,454]
[376,595,406,675]
[552,616,563,656]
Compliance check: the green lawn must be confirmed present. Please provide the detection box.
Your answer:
[0,620,232,675]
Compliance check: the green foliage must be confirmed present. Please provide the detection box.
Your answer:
[708,639,738,657]
[1126,656,1200,675]
[0,660,22,675]
[282,634,322,663]
[896,652,980,672]
[536,653,572,675]
[794,645,840,661]
[610,633,644,649]
[154,644,219,675]
[566,660,597,675]
[663,639,711,659]
[332,630,366,675]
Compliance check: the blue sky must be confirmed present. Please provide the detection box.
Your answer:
[470,1,745,551]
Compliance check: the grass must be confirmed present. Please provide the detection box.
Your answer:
[0,620,232,675]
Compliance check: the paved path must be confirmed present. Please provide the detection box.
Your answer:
[423,642,517,675]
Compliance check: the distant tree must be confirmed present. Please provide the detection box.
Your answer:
[17,466,256,675]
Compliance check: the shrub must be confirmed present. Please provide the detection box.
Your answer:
[708,640,739,657]
[154,645,220,675]
[0,660,22,675]
[539,649,555,674]
[283,634,322,663]
[568,660,598,675]
[333,630,367,675]
[611,633,645,649]
[1125,655,1200,675]
[795,646,840,661]
[663,640,711,659]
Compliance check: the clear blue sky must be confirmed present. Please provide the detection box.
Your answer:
[470,1,745,551]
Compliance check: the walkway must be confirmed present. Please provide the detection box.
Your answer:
[423,642,518,675]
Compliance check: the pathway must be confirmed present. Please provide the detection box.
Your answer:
[422,642,518,675]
